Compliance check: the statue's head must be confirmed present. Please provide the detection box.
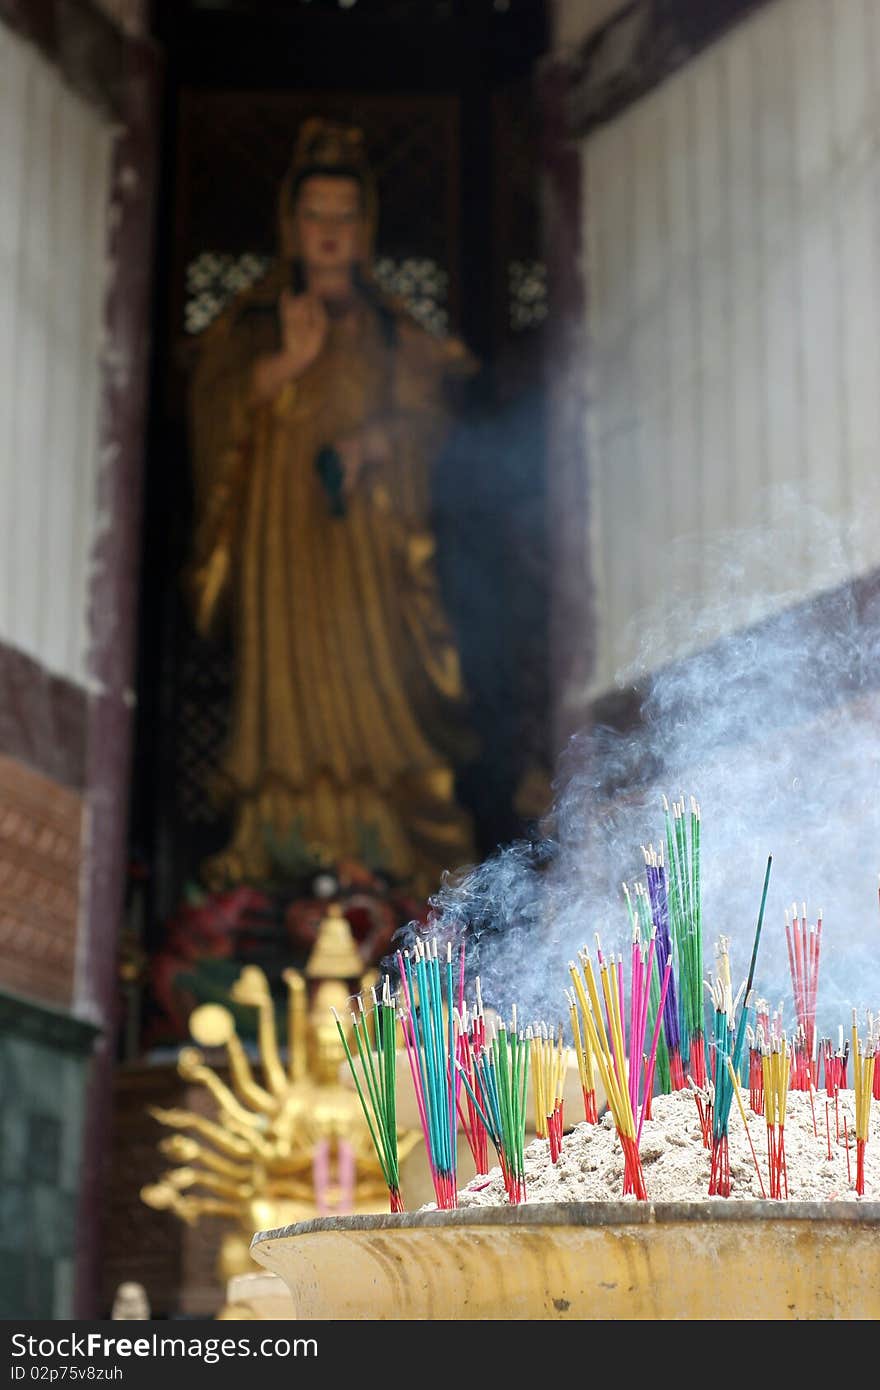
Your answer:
[279,118,378,280]
[313,1018,347,1084]
[311,978,351,1019]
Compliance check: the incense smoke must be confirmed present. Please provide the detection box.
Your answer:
[392,485,880,1047]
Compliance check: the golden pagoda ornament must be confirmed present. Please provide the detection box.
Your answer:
[141,902,420,1289]
[304,900,364,979]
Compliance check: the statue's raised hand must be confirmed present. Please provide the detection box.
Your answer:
[250,290,329,403]
[280,289,328,375]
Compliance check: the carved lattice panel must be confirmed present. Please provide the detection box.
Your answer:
[184,250,449,338]
[175,635,233,828]
[509,258,548,332]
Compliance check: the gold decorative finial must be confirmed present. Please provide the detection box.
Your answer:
[305,902,364,980]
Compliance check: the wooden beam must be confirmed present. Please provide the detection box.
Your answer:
[565,0,774,138]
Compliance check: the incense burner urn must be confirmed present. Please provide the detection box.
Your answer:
[250,1200,880,1319]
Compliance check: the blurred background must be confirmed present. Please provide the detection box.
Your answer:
[3,0,880,1318]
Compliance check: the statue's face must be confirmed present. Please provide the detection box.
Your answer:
[315,1022,346,1081]
[292,175,366,277]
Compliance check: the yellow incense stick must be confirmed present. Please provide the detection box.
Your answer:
[603,958,635,1138]
[569,962,626,1130]
[571,955,634,1139]
[529,1029,546,1137]
[854,1035,874,1142]
[568,999,587,1091]
[777,1038,789,1130]
[762,1051,775,1129]
[556,1033,569,1106]
[864,1057,875,1141]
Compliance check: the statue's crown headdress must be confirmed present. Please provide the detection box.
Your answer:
[288,118,371,191]
[280,117,378,259]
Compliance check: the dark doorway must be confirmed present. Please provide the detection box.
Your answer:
[128,0,553,1041]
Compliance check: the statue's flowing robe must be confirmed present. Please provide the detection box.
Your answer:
[187,267,478,892]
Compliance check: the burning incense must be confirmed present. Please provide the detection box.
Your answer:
[637,951,673,1143]
[455,982,490,1175]
[332,981,405,1212]
[747,1021,765,1114]
[646,945,672,1103]
[663,795,707,1087]
[457,1013,530,1203]
[705,854,773,1196]
[626,875,673,1111]
[642,848,686,1091]
[725,1056,766,1197]
[851,1009,876,1196]
[763,1036,790,1199]
[707,939,738,1194]
[396,939,459,1209]
[568,931,671,1199]
[566,987,598,1122]
[822,1035,849,1094]
[569,950,643,1197]
[529,1023,567,1161]
[785,902,822,1089]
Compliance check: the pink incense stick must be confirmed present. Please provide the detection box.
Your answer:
[395,952,431,1144]
[628,936,649,1117]
[628,934,640,1115]
[635,932,657,1095]
[637,955,673,1144]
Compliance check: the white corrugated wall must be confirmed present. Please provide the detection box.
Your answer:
[583,0,880,696]
[0,23,113,689]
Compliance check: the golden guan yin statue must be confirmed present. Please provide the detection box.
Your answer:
[186,117,479,896]
[141,903,420,1287]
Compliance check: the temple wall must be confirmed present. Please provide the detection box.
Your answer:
[545,0,880,730]
[0,26,113,690]
[581,0,880,699]
[0,3,158,1317]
